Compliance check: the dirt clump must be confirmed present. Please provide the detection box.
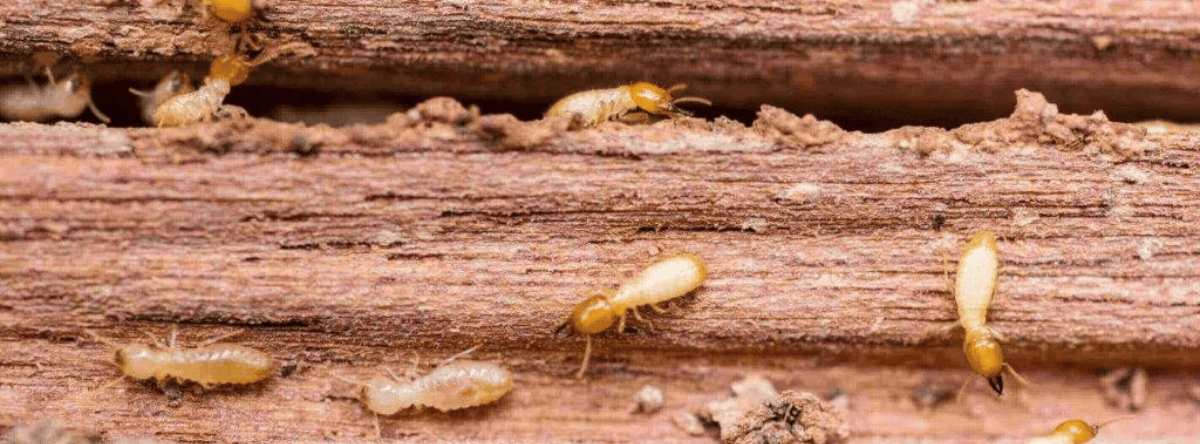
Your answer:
[951,89,1149,160]
[751,105,846,149]
[721,391,849,444]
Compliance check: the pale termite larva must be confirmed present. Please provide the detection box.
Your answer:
[152,55,252,128]
[338,356,513,414]
[85,327,274,388]
[0,68,110,123]
[129,71,195,125]
[954,230,1025,395]
[554,253,708,378]
[544,82,711,128]
[1024,418,1128,444]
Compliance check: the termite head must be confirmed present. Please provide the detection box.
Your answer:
[628,82,711,117]
[556,295,618,337]
[113,344,160,380]
[1052,419,1097,443]
[209,55,252,86]
[361,375,415,415]
[205,0,257,23]
[963,329,1004,394]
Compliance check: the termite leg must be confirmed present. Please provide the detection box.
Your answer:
[649,303,668,314]
[630,307,655,332]
[616,311,628,334]
[617,112,650,124]
[140,329,168,349]
[43,67,56,85]
[575,335,592,379]
[372,413,381,439]
[169,324,179,348]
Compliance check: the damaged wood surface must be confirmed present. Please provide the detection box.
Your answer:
[1,91,1199,443]
[2,1,1200,125]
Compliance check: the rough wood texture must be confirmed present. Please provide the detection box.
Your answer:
[3,1,1200,126]
[2,91,1199,443]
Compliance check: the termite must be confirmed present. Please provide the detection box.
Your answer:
[151,54,253,127]
[544,82,711,128]
[554,253,708,378]
[0,68,110,123]
[85,326,274,389]
[1024,418,1129,444]
[336,348,513,414]
[954,230,1025,395]
[129,71,195,125]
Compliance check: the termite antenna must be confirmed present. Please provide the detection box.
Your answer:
[91,374,129,393]
[574,335,592,379]
[1003,363,1029,386]
[954,378,971,404]
[128,87,154,97]
[330,372,366,387]
[86,98,111,124]
[666,83,688,94]
[1094,415,1137,431]
[197,328,246,346]
[438,345,481,367]
[82,329,124,350]
[672,96,712,106]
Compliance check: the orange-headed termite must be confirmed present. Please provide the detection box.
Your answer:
[129,71,195,125]
[955,230,1025,395]
[545,82,711,127]
[152,55,253,127]
[1024,418,1129,444]
[554,253,707,378]
[85,326,274,389]
[336,348,513,414]
[0,68,110,123]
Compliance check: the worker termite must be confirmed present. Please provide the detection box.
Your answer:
[129,71,195,125]
[554,253,708,378]
[0,68,110,123]
[335,348,513,414]
[1024,418,1129,444]
[85,326,274,390]
[151,54,253,127]
[544,82,711,128]
[954,230,1025,395]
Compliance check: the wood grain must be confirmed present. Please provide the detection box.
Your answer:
[1,92,1198,443]
[3,1,1200,126]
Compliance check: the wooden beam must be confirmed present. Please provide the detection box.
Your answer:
[1,91,1198,442]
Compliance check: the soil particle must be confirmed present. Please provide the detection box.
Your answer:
[673,412,707,436]
[700,376,780,434]
[751,105,846,149]
[722,391,850,444]
[632,384,664,414]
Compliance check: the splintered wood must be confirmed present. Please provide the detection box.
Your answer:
[1,91,1199,443]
